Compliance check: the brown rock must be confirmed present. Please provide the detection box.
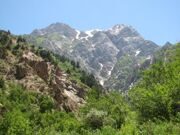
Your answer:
[20,51,86,112]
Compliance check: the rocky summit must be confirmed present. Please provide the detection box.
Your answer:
[26,23,159,91]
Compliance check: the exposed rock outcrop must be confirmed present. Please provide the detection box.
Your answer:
[19,51,86,111]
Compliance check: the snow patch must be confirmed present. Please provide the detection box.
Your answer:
[57,45,62,49]
[91,44,96,48]
[129,82,134,89]
[69,49,73,53]
[99,79,104,86]
[85,29,102,36]
[79,29,102,40]
[135,50,141,56]
[75,30,80,39]
[107,66,113,76]
[99,63,104,71]
[62,35,66,38]
[85,30,94,37]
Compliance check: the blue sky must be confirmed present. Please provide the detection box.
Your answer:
[0,0,179,45]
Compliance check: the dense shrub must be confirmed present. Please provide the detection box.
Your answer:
[85,109,106,129]
[39,96,54,113]
[0,110,32,135]
[129,43,180,121]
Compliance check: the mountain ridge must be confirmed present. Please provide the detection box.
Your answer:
[26,23,159,91]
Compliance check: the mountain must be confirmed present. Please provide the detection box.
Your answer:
[26,23,159,91]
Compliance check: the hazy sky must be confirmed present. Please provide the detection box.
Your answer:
[0,0,179,45]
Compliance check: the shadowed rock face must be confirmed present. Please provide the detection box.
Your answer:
[15,64,27,80]
[27,23,159,91]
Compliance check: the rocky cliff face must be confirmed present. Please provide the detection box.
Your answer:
[26,23,159,91]
[21,51,86,111]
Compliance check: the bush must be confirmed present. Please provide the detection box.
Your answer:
[130,86,172,121]
[81,92,129,130]
[139,120,180,135]
[0,110,32,135]
[129,44,180,122]
[85,109,106,129]
[39,49,49,58]
[39,96,54,113]
[80,71,98,88]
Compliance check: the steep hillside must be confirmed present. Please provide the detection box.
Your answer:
[0,30,101,112]
[26,23,159,91]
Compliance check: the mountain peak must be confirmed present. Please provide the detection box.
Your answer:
[31,22,77,38]
[48,22,71,29]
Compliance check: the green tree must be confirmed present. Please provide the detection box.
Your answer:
[85,109,106,129]
[130,43,180,121]
[39,96,54,113]
[0,110,32,135]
